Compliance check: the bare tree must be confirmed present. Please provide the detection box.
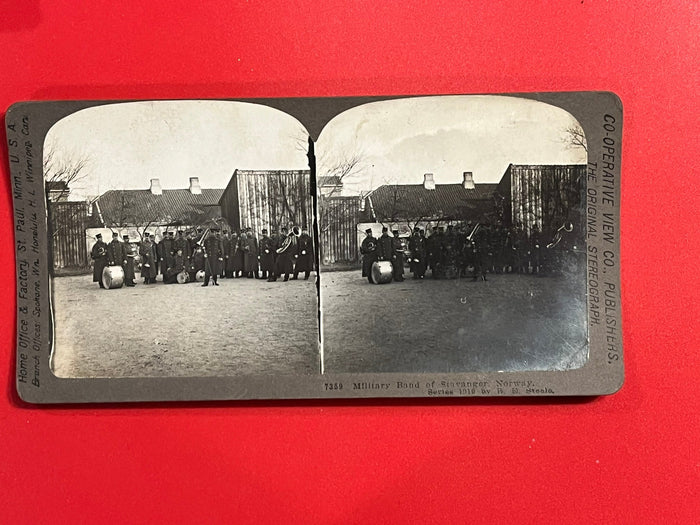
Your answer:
[43,144,91,201]
[562,124,588,165]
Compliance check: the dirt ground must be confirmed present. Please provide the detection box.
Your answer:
[51,272,319,378]
[321,270,588,373]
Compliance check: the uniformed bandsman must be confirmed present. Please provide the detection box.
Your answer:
[164,248,186,284]
[244,227,259,278]
[220,230,230,278]
[202,228,223,286]
[90,233,108,288]
[107,232,126,269]
[189,243,205,282]
[293,226,314,280]
[408,227,427,279]
[224,230,238,278]
[174,230,189,266]
[139,234,158,284]
[258,228,275,280]
[376,227,393,262]
[391,230,405,282]
[271,227,296,282]
[122,234,137,287]
[360,228,378,283]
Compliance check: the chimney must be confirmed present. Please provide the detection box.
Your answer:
[189,177,202,195]
[423,173,435,191]
[149,178,162,195]
[462,171,475,190]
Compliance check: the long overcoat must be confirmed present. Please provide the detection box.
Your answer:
[295,233,314,273]
[90,240,108,283]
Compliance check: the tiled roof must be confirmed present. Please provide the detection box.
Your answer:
[96,188,224,226]
[366,183,499,221]
[318,175,343,186]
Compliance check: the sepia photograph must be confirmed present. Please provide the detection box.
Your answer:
[9,92,622,402]
[317,95,589,374]
[44,100,319,378]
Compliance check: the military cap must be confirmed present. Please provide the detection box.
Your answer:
[365,228,372,234]
[96,233,102,239]
[392,230,399,235]
[123,235,130,240]
[112,232,119,237]
[382,227,388,232]
[168,231,174,236]
[262,229,268,234]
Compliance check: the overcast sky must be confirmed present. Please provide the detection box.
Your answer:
[47,96,586,201]
[45,100,310,201]
[316,95,586,195]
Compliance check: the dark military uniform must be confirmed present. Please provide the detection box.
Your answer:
[106,236,125,268]
[293,231,314,280]
[244,232,259,278]
[90,237,108,288]
[158,235,175,278]
[391,233,405,282]
[224,233,238,278]
[174,233,189,266]
[258,233,275,279]
[514,228,529,274]
[408,231,427,279]
[189,244,205,282]
[122,237,137,286]
[376,231,393,262]
[530,227,542,274]
[429,228,446,278]
[360,232,378,283]
[164,252,186,284]
[139,238,158,284]
[202,233,223,286]
[221,233,231,278]
[272,232,296,281]
[472,226,489,281]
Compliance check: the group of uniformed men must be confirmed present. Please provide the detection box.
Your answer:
[90,225,315,288]
[360,223,557,283]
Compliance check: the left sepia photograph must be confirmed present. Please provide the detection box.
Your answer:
[45,100,319,378]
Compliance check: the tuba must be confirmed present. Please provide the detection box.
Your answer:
[277,228,299,254]
[547,222,574,249]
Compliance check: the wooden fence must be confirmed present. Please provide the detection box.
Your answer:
[48,201,90,271]
[319,196,361,265]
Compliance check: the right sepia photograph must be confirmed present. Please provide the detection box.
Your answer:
[316,95,588,374]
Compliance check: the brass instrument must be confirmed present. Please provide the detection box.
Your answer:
[276,227,300,254]
[547,222,574,249]
[466,223,481,243]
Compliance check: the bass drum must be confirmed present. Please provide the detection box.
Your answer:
[195,270,206,282]
[102,265,125,289]
[371,261,393,284]
[176,270,190,284]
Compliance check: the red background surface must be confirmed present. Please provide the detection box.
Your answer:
[1,2,698,523]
